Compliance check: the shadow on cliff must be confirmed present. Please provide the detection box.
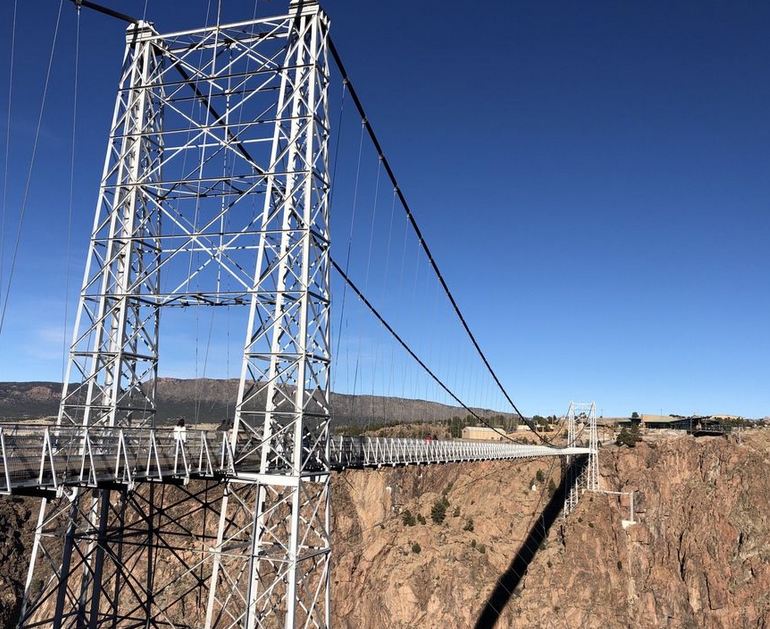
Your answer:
[474,455,589,629]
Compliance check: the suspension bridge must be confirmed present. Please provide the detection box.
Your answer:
[0,1,599,627]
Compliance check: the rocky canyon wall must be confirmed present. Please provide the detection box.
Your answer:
[1,432,770,627]
[333,432,770,628]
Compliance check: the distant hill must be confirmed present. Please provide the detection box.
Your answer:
[0,378,512,427]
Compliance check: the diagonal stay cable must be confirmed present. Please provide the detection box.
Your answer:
[328,38,547,444]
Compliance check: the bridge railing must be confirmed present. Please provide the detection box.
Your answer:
[0,425,591,495]
[328,435,589,469]
[0,424,232,494]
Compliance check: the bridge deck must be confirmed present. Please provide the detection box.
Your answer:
[0,424,590,496]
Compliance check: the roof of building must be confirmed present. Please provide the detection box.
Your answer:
[641,415,691,424]
[461,426,501,433]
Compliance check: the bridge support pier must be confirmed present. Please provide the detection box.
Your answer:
[21,482,226,627]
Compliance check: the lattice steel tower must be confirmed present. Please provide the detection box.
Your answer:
[563,401,598,515]
[21,2,332,627]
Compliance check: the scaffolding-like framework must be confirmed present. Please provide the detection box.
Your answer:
[563,401,598,515]
[20,2,332,627]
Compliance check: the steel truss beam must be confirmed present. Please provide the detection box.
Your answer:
[21,482,225,628]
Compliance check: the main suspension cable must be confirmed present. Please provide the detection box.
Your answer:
[332,259,543,445]
[328,38,546,442]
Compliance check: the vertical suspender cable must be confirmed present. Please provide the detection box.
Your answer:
[331,259,520,443]
[62,4,81,380]
[327,39,550,443]
[333,119,364,364]
[191,0,217,419]
[380,189,396,423]
[326,80,346,396]
[0,0,65,338]
[0,0,18,311]
[361,160,381,425]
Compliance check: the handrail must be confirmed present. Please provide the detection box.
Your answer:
[0,423,591,495]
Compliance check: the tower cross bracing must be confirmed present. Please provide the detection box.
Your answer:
[563,401,598,515]
[21,3,333,627]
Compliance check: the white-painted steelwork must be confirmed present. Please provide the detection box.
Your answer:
[0,425,589,496]
[329,435,590,469]
[564,401,598,515]
[205,2,333,627]
[10,0,597,624]
[19,2,335,626]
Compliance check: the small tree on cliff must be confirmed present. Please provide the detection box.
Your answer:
[616,424,642,447]
[431,499,447,524]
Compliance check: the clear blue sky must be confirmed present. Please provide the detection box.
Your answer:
[0,0,768,419]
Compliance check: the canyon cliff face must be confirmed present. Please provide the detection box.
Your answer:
[516,431,770,628]
[1,432,770,627]
[331,431,770,628]
[0,498,36,627]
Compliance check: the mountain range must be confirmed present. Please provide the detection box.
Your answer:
[0,378,510,427]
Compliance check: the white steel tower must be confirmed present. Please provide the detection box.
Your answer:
[563,401,598,515]
[20,2,332,627]
[205,2,333,627]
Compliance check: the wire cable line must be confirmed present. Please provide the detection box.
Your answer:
[0,0,19,316]
[0,0,65,338]
[332,259,544,445]
[328,38,548,443]
[62,4,81,380]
